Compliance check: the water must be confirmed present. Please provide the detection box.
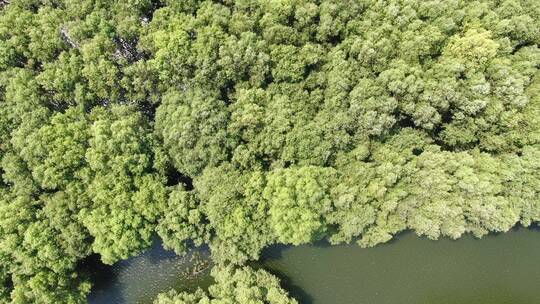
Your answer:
[88,227,540,304]
[83,243,213,304]
[259,227,540,304]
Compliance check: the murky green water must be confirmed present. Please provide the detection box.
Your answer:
[88,227,540,304]
[260,227,540,304]
[84,243,213,304]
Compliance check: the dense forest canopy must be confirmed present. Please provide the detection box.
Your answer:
[0,0,538,303]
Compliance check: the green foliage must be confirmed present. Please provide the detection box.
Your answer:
[196,165,273,264]
[154,288,210,304]
[0,0,539,302]
[0,190,91,303]
[264,166,336,245]
[20,107,89,190]
[10,269,91,304]
[82,105,166,264]
[157,185,210,255]
[156,89,233,176]
[154,266,298,304]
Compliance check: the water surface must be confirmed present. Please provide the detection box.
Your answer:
[259,227,540,304]
[88,227,540,304]
[84,243,212,304]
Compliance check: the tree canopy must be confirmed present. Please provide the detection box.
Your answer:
[0,0,538,302]
[154,266,298,304]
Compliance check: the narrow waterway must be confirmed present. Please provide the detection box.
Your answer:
[88,227,540,304]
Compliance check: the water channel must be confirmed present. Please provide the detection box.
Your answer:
[87,227,540,304]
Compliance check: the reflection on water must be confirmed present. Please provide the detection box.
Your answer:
[81,241,212,304]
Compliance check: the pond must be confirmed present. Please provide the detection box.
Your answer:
[87,227,540,304]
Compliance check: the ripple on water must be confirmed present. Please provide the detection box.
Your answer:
[83,242,213,304]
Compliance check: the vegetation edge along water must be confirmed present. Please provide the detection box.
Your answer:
[87,227,540,304]
[0,0,538,303]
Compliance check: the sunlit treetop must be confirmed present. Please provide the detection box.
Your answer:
[0,0,538,302]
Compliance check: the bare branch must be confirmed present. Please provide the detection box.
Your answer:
[60,26,79,49]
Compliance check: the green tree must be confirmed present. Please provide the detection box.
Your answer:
[196,165,273,264]
[82,105,166,264]
[154,266,298,304]
[155,89,233,177]
[264,166,337,245]
[0,0,538,302]
[156,185,210,255]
